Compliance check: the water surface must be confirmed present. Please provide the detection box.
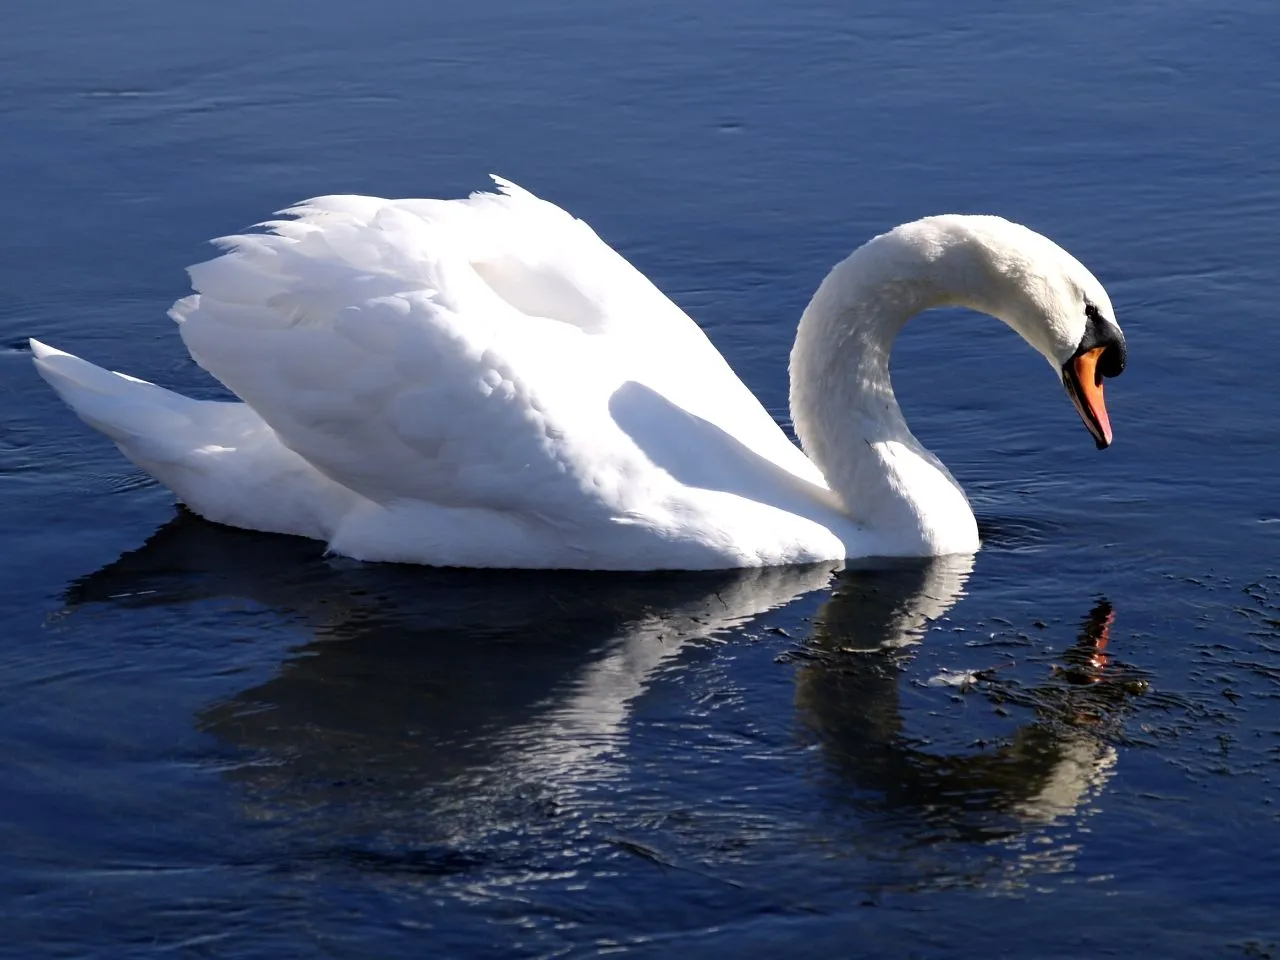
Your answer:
[2,1,1279,956]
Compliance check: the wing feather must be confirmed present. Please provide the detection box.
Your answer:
[170,179,822,525]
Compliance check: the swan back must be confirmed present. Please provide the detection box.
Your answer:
[156,179,834,567]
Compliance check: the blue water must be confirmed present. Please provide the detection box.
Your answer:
[2,1,1279,956]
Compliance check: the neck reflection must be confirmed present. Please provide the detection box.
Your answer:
[796,568,1139,838]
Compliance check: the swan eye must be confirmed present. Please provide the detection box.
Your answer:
[1082,302,1127,378]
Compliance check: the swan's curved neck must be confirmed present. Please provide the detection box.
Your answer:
[789,225,998,555]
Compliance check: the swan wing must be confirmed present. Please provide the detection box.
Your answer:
[175,230,615,524]
[389,178,821,474]
[172,180,822,523]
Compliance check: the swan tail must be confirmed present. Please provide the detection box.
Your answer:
[30,339,199,463]
[30,339,350,540]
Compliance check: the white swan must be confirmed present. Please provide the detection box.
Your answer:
[31,177,1127,570]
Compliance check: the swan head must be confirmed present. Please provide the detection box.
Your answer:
[901,216,1128,449]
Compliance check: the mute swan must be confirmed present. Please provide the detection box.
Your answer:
[31,177,1126,570]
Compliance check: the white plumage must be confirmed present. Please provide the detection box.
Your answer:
[32,177,1122,569]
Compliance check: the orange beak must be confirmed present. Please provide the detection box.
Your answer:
[1062,346,1113,449]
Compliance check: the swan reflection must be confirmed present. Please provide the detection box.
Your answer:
[66,513,1145,884]
[68,512,837,807]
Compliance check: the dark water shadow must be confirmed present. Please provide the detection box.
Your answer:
[63,512,1146,883]
[67,510,839,800]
